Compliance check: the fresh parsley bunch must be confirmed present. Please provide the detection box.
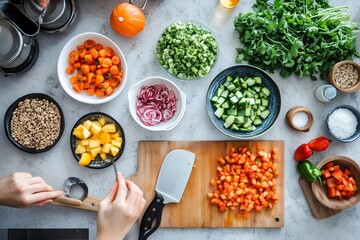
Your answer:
[234,0,360,80]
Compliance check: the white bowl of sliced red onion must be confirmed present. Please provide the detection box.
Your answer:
[128,76,186,131]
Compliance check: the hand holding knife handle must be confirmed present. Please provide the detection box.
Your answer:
[138,192,165,240]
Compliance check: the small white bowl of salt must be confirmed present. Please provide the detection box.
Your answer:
[327,105,360,143]
[286,106,314,132]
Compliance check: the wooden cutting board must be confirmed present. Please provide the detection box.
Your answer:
[130,140,284,228]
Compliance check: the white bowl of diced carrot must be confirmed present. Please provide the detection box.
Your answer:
[57,32,127,104]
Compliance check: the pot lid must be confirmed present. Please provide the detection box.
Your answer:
[0,18,22,67]
[24,0,66,25]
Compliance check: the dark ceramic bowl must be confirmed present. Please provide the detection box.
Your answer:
[4,93,65,153]
[326,105,360,143]
[206,65,281,139]
[70,112,125,169]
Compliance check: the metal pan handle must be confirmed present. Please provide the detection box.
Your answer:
[129,0,148,10]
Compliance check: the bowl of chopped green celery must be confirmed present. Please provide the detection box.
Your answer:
[206,65,281,139]
[156,21,219,80]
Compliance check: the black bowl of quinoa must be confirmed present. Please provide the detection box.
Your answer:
[4,93,65,153]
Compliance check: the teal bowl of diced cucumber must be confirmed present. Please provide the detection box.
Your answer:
[206,65,281,139]
[156,21,219,80]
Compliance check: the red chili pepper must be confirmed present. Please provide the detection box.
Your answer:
[294,144,312,162]
[307,136,331,152]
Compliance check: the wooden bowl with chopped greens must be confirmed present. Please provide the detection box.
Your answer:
[156,21,219,80]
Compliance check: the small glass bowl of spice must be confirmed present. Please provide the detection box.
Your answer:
[326,105,360,143]
[329,60,360,93]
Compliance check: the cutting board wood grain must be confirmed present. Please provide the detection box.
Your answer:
[299,178,341,219]
[130,141,284,228]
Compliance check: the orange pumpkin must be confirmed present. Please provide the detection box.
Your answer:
[110,3,146,38]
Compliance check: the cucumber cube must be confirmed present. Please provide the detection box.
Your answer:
[261,98,269,107]
[245,108,252,116]
[261,87,270,97]
[221,90,229,98]
[224,115,235,128]
[246,78,256,86]
[230,96,239,104]
[254,76,262,84]
[211,96,219,103]
[235,91,243,99]
[214,108,224,118]
[235,116,245,124]
[243,119,253,128]
[233,79,240,87]
[216,88,223,97]
[226,75,233,82]
[223,81,230,87]
[253,86,261,92]
[227,108,237,116]
[231,124,240,131]
[253,118,262,126]
[241,83,248,89]
[246,91,254,98]
[221,101,230,109]
[217,97,226,105]
[214,103,221,108]
[227,84,236,91]
[260,110,270,119]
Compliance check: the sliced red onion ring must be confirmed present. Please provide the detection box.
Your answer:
[136,84,178,126]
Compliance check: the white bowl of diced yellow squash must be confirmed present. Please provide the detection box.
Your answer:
[71,112,125,169]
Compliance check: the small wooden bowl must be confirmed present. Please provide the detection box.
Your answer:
[286,106,313,132]
[312,156,360,210]
[328,60,360,93]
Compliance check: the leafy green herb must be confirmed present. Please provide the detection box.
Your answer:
[234,0,360,80]
[106,73,111,79]
[157,22,218,79]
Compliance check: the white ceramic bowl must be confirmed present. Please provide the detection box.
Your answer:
[128,76,186,131]
[57,32,128,104]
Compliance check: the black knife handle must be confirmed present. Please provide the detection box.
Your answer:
[138,192,165,240]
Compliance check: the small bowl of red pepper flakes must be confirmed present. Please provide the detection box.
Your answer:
[57,32,128,104]
[311,155,360,210]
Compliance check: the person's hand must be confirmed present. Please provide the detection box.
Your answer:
[0,172,63,208]
[96,172,146,240]
[37,0,49,9]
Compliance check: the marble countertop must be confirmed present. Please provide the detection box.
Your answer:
[1,0,360,239]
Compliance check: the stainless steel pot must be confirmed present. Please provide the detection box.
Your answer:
[0,2,39,76]
[23,0,77,34]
